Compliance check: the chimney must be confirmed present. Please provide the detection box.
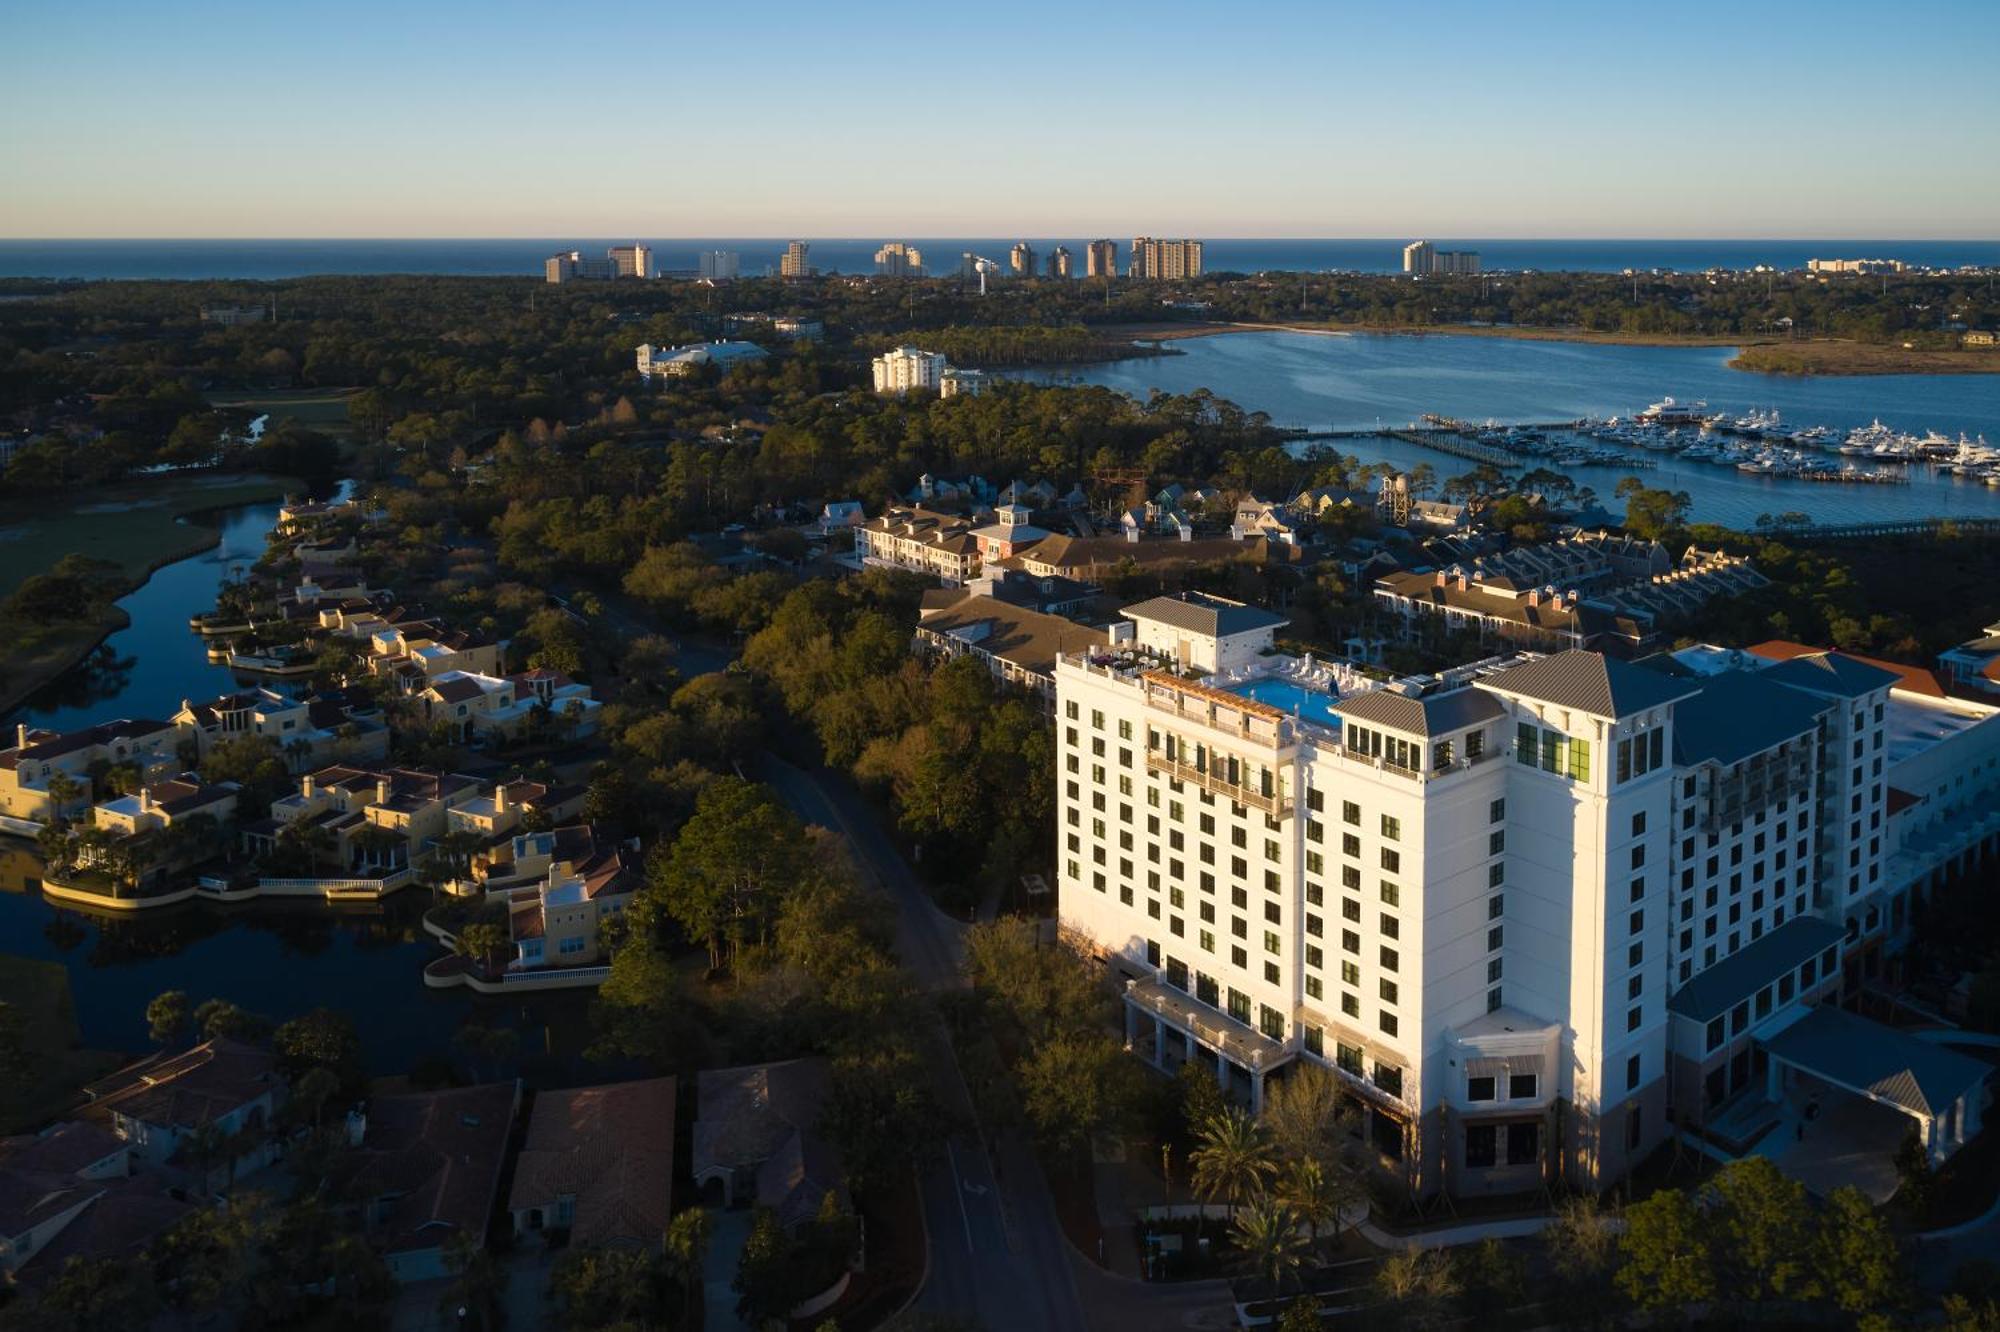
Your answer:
[1455,572,1470,591]
[1527,589,1541,606]
[14,723,26,749]
[302,773,316,798]
[140,787,155,812]
[1434,571,1447,586]
[376,777,392,805]
[345,1109,367,1148]
[494,783,509,813]
[1125,525,1139,544]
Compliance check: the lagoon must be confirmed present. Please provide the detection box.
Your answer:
[1038,331,2000,530]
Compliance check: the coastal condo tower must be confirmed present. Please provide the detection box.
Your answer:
[1128,237,1202,279]
[1057,595,1993,1200]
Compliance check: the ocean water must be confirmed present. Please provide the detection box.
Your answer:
[2,237,1997,281]
[1036,331,2000,531]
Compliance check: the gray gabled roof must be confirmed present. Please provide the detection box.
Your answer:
[1672,670,1830,767]
[1757,651,1901,700]
[1332,686,1506,738]
[1666,918,1842,1023]
[1121,592,1288,638]
[1480,649,1699,718]
[1762,1005,1990,1118]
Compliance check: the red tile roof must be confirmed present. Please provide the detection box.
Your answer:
[507,1079,676,1248]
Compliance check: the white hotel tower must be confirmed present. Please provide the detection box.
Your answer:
[1057,593,1993,1200]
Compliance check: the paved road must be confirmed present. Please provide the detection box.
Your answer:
[759,753,1237,1332]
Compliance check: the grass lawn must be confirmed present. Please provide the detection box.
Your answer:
[0,953,128,1134]
[0,471,295,599]
[208,387,363,436]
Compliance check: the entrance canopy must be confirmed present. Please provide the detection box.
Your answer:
[1762,1005,1990,1134]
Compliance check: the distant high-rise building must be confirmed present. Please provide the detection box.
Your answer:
[544,250,616,284]
[1086,239,1118,279]
[1010,241,1037,279]
[1047,245,1074,279]
[875,242,925,277]
[698,250,741,281]
[780,241,813,278]
[1403,240,1479,276]
[1128,237,1202,280]
[608,244,654,279]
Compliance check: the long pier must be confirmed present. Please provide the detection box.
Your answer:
[1782,516,2000,541]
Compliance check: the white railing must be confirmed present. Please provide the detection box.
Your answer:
[500,965,610,986]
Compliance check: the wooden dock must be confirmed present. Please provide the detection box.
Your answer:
[1785,516,2000,541]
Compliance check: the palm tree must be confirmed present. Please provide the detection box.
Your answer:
[1233,1197,1309,1297]
[283,736,315,772]
[1275,1156,1347,1253]
[664,1207,712,1325]
[293,1065,341,1132]
[1190,1108,1276,1225]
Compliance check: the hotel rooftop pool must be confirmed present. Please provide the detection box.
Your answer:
[1227,677,1344,730]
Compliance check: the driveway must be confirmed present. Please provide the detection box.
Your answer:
[1752,1089,1910,1203]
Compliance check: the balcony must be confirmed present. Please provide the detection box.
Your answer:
[1145,751,1287,817]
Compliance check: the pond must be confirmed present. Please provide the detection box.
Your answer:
[0,483,601,1079]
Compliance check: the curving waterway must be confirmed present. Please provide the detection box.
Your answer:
[1,488,593,1080]
[1037,331,2000,530]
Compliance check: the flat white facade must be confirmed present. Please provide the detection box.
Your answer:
[872,345,947,395]
[1057,626,1996,1199]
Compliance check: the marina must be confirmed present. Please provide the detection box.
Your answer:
[1038,331,2000,530]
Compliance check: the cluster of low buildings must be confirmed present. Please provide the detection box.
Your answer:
[1373,530,1769,653]
[1054,590,1998,1204]
[0,1044,852,1306]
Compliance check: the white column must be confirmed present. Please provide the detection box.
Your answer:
[1215,1048,1230,1093]
[1154,1018,1165,1068]
[1123,1000,1136,1051]
[1251,1068,1266,1116]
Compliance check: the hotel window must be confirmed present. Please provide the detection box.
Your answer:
[1489,894,1505,919]
[1342,800,1361,825]
[1467,1075,1496,1102]
[1516,723,1538,767]
[1466,1124,1498,1168]
[1337,1043,1364,1076]
[1342,929,1360,954]
[1341,897,1360,922]
[1381,815,1401,841]
[1199,929,1214,953]
[1380,882,1400,907]
[1380,946,1399,973]
[1304,1025,1324,1056]
[1487,926,1503,951]
[1305,975,1322,1000]
[1305,851,1323,875]
[1307,788,1324,812]
[1627,1005,1643,1032]
[1305,943,1323,969]
[1341,993,1360,1018]
[1379,1011,1398,1037]
[1487,957,1503,983]
[1342,866,1361,890]
[1381,848,1400,873]
[1489,862,1505,888]
[1342,833,1360,858]
[1380,914,1399,940]
[1489,798,1506,823]
[1379,979,1398,1004]
[1489,830,1505,855]
[1232,946,1247,968]
[1340,960,1359,985]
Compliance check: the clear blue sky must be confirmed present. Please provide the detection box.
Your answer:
[4,0,1996,238]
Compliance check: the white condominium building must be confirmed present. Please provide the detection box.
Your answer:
[872,345,948,395]
[1057,599,1994,1201]
[698,250,741,280]
[608,244,654,279]
[1128,237,1202,279]
[875,242,924,277]
[1403,240,1481,276]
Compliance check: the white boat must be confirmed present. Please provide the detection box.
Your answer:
[1638,396,1710,426]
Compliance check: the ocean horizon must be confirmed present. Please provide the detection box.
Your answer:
[3,237,1998,281]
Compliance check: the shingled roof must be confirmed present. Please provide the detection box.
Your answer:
[1756,651,1901,700]
[1482,649,1699,718]
[1122,592,1287,638]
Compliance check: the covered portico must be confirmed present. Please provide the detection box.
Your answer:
[1122,976,1291,1113]
[1760,1005,1990,1166]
